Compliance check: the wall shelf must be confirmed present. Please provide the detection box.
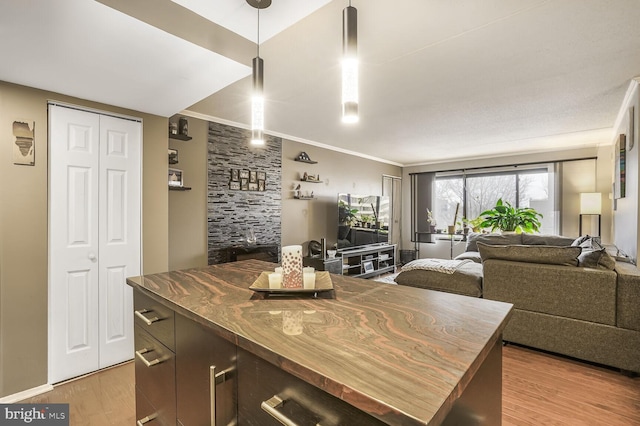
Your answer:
[169,186,192,191]
[294,158,317,164]
[169,134,192,141]
[300,179,322,183]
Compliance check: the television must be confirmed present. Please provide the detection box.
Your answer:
[337,193,390,250]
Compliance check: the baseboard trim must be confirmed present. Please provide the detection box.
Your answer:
[0,384,54,403]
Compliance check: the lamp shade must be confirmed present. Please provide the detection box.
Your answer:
[580,193,601,215]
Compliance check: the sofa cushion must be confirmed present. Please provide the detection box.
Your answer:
[521,234,574,246]
[454,251,482,263]
[578,248,616,270]
[465,233,522,252]
[395,262,483,297]
[477,242,581,266]
[571,235,592,246]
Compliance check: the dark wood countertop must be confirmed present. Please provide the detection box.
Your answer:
[127,260,512,425]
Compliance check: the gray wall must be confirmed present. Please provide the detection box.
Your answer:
[207,122,282,264]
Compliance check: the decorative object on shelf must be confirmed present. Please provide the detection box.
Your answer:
[295,152,317,163]
[169,121,178,135]
[178,117,188,136]
[12,120,35,166]
[479,198,542,234]
[615,134,626,199]
[245,227,257,245]
[341,0,359,123]
[247,0,271,145]
[168,168,183,187]
[363,261,374,273]
[281,245,303,288]
[168,148,178,164]
[302,172,321,182]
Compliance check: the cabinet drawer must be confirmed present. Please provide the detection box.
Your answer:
[135,325,176,424]
[134,289,175,351]
[135,387,174,426]
[237,348,385,426]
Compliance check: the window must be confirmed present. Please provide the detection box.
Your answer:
[412,164,557,238]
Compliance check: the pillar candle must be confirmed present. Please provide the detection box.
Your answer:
[281,245,303,288]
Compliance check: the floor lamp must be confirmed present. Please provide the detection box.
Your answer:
[579,192,601,236]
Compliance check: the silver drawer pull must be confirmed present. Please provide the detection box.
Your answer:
[210,365,233,426]
[261,396,325,426]
[135,348,162,367]
[136,413,157,426]
[135,309,160,325]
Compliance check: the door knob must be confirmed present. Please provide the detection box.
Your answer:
[88,253,97,262]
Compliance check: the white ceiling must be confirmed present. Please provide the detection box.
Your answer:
[2,0,640,166]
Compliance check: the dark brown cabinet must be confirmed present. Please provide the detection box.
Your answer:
[175,315,237,426]
[237,348,385,426]
[134,289,176,426]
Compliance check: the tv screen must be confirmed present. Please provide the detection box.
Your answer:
[337,193,390,250]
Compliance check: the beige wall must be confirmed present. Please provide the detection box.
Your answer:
[281,140,401,250]
[0,81,168,397]
[168,116,208,270]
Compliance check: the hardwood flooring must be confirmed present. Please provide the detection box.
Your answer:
[19,345,639,425]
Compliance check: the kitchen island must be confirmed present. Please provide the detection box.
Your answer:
[127,259,512,425]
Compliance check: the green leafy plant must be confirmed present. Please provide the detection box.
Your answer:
[479,199,543,234]
[338,202,358,226]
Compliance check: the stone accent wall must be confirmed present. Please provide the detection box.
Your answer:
[207,122,282,264]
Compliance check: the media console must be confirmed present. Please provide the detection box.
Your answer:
[340,243,396,279]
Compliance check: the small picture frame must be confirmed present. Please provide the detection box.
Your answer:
[230,168,239,181]
[248,182,259,191]
[239,169,250,179]
[258,180,265,191]
[257,171,266,181]
[249,170,257,183]
[168,168,183,187]
[240,178,249,190]
[363,261,374,273]
[229,181,240,190]
[168,148,178,164]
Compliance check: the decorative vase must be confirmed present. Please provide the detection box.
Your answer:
[447,225,455,234]
[281,245,303,288]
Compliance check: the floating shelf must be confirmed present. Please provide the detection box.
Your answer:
[300,179,323,183]
[169,134,192,141]
[169,186,192,191]
[294,158,317,164]
[294,196,315,200]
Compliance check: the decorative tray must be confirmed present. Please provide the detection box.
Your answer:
[250,271,334,295]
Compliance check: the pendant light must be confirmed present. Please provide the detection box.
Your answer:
[342,1,358,123]
[248,0,271,145]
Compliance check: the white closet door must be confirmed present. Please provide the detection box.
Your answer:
[98,115,140,368]
[49,105,141,383]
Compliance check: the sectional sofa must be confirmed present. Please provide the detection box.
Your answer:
[396,233,640,373]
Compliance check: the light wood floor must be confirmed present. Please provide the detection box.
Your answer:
[21,345,639,425]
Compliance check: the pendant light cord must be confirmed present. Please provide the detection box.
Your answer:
[257,8,260,57]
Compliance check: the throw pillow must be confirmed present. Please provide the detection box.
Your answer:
[578,248,616,270]
[571,235,591,246]
[477,242,581,266]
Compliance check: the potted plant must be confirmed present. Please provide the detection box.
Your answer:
[479,199,542,234]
